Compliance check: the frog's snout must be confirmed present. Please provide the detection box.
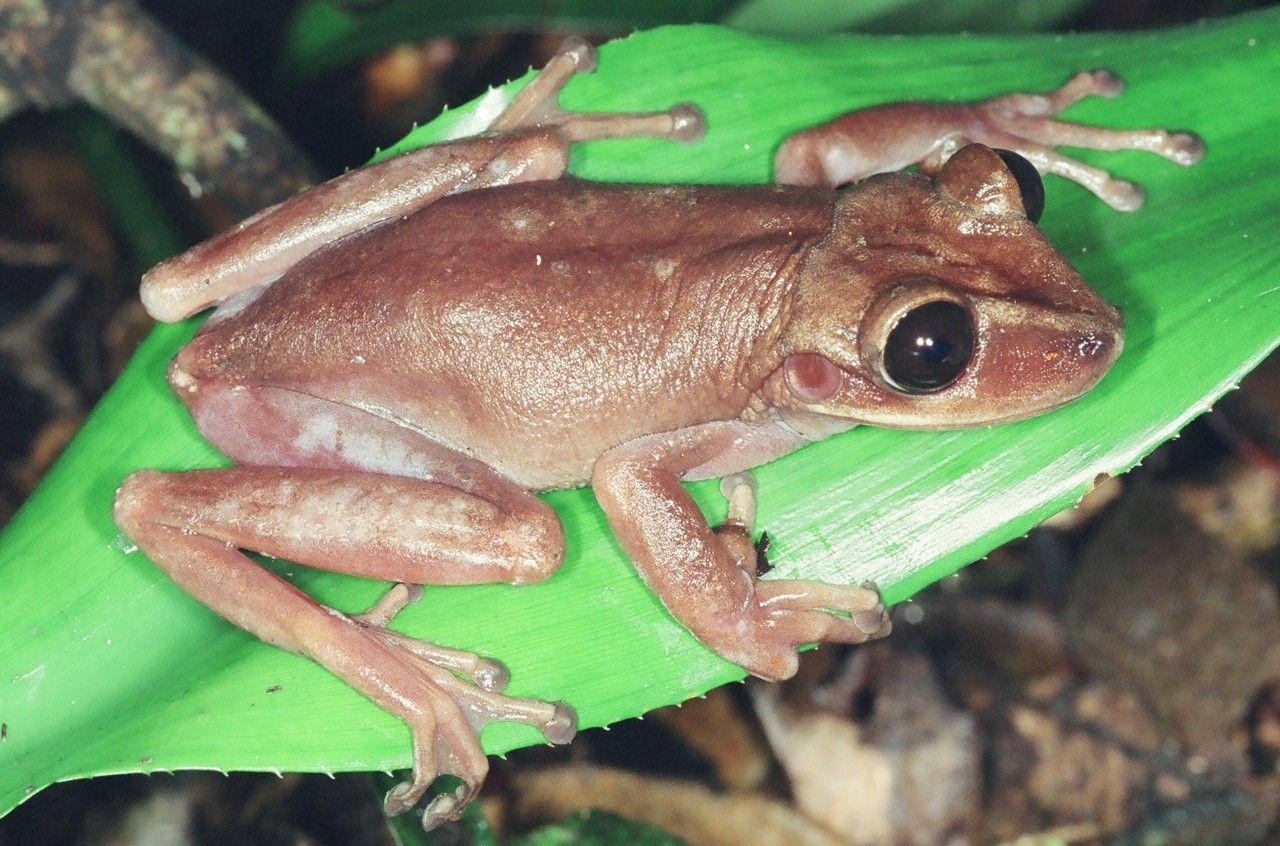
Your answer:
[1078,326,1122,366]
[1085,301,1124,365]
[1059,309,1124,401]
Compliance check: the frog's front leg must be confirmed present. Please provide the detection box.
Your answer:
[592,422,892,681]
[776,70,1204,211]
[141,37,703,322]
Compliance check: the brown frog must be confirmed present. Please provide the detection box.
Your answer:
[113,38,1199,828]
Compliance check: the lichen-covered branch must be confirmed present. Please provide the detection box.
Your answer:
[1,0,317,216]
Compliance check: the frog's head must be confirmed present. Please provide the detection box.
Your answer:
[769,143,1123,431]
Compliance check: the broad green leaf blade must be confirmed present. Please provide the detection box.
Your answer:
[280,0,741,85]
[725,0,1087,35]
[3,14,1279,818]
[280,0,1091,85]
[508,810,687,846]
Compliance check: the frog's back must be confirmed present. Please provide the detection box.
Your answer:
[177,179,834,488]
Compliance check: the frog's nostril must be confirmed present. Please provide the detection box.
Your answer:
[1078,334,1108,359]
[1076,326,1123,367]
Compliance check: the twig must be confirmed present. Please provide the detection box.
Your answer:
[1,0,317,217]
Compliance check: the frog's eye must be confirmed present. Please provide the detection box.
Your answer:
[992,149,1045,223]
[882,300,975,394]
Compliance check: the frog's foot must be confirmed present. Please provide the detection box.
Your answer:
[366,618,577,829]
[592,422,898,685]
[713,474,892,681]
[349,579,575,731]
[352,583,509,692]
[755,579,891,645]
[723,576,893,683]
[955,70,1205,211]
[372,626,576,829]
[489,37,705,143]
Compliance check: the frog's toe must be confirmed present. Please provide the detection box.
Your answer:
[1085,69,1125,98]
[853,605,894,639]
[1100,178,1146,212]
[472,658,510,693]
[1166,131,1206,166]
[543,701,579,744]
[751,578,894,650]
[773,606,892,647]
[353,582,423,628]
[851,611,888,637]
[729,638,801,683]
[668,103,707,143]
[853,580,892,637]
[383,777,426,818]
[556,35,597,73]
[421,780,481,831]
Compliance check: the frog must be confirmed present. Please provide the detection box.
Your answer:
[112,37,1200,829]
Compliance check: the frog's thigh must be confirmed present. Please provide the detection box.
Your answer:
[116,465,560,584]
[164,380,564,584]
[186,376,545,501]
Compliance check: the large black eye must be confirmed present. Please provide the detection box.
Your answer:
[882,300,975,394]
[993,149,1045,223]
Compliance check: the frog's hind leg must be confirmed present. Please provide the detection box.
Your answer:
[140,124,573,324]
[113,464,575,827]
[977,70,1204,165]
[113,384,575,829]
[776,69,1203,211]
[963,71,1205,210]
[489,37,705,143]
[142,38,702,324]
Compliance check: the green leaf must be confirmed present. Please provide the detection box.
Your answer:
[725,0,1088,35]
[280,0,1092,85]
[3,13,1279,820]
[280,0,742,85]
[509,810,688,846]
[60,107,186,270]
